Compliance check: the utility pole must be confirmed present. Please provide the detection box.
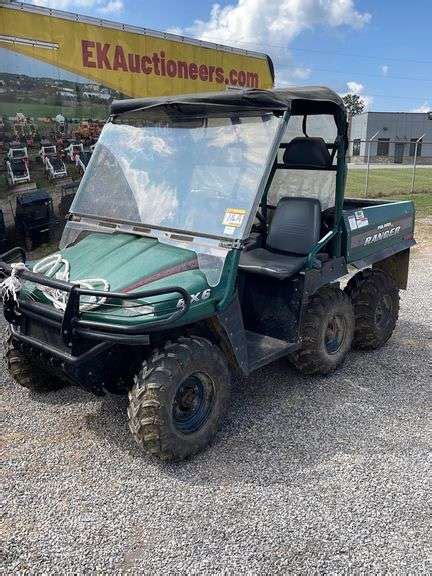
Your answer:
[410,133,425,194]
[365,129,381,197]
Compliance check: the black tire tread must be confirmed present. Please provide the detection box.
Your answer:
[3,327,64,392]
[127,336,230,461]
[345,268,400,350]
[290,285,354,375]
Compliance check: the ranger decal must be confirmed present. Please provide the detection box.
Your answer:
[364,226,401,245]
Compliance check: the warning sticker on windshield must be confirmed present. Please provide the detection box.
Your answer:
[222,208,246,229]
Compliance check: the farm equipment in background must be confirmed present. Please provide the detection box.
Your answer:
[65,141,84,163]
[12,113,36,147]
[0,117,5,151]
[0,209,6,249]
[15,189,56,251]
[38,141,67,181]
[59,180,79,219]
[5,144,31,187]
[75,149,92,175]
[73,120,103,142]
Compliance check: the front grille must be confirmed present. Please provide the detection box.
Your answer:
[24,319,67,352]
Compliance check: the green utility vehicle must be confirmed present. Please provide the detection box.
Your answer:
[0,87,415,460]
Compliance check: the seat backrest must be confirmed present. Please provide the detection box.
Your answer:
[283,136,332,169]
[267,196,321,256]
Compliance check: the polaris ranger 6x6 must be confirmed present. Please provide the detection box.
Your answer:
[0,87,415,460]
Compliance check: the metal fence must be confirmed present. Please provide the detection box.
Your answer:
[347,138,432,197]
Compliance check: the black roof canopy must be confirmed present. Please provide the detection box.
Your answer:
[111,86,346,120]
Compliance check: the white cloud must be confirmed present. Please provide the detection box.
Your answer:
[98,0,123,13]
[410,102,431,113]
[381,64,389,76]
[291,67,312,80]
[342,80,373,110]
[347,80,364,94]
[184,0,370,46]
[166,26,184,36]
[173,0,371,86]
[30,0,123,13]
[31,0,98,7]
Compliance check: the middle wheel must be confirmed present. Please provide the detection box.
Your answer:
[289,285,354,375]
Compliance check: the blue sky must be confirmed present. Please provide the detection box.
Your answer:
[3,0,431,112]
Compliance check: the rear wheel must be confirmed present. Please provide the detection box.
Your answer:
[128,336,231,461]
[289,285,354,375]
[3,327,65,392]
[345,268,399,350]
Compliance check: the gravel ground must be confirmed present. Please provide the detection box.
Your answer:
[2,238,432,574]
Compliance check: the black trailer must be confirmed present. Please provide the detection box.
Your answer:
[0,209,6,248]
[15,190,56,251]
[59,181,79,219]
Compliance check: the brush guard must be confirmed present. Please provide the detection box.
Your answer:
[0,247,191,366]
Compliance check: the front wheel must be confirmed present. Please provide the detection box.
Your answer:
[3,328,66,392]
[128,336,231,461]
[289,285,354,375]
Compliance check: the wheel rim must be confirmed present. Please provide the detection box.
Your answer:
[172,372,215,434]
[325,314,347,354]
[375,293,393,330]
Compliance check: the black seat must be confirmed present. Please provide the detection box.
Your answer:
[283,136,333,169]
[239,197,321,279]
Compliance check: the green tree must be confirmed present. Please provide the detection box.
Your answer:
[343,93,366,116]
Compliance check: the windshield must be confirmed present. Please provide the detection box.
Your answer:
[12,149,26,158]
[44,147,56,155]
[70,112,282,239]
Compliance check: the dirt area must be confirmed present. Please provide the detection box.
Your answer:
[2,223,431,573]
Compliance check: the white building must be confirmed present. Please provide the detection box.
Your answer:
[349,111,432,164]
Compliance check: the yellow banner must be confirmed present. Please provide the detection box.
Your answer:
[0,4,273,98]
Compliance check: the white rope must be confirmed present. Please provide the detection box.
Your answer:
[33,254,110,312]
[1,254,110,312]
[0,262,29,302]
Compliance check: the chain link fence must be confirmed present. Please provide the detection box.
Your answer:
[347,138,432,198]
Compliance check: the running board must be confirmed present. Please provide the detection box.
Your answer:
[246,330,300,372]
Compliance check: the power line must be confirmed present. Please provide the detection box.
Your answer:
[336,92,430,102]
[228,37,432,65]
[285,46,432,66]
[279,64,432,83]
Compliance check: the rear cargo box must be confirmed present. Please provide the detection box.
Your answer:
[342,200,415,265]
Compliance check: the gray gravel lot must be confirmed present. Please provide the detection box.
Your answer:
[2,241,432,574]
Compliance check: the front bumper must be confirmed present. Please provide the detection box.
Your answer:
[0,247,191,367]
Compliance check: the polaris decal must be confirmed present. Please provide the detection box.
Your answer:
[349,215,413,249]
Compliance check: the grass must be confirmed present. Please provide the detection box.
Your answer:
[0,100,109,120]
[346,167,431,196]
[388,193,432,218]
[346,167,432,217]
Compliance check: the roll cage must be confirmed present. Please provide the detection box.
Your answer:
[0,86,348,363]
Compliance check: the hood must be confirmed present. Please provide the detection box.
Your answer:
[22,233,219,325]
[58,232,204,293]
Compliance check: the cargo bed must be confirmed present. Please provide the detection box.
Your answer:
[341,197,415,267]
